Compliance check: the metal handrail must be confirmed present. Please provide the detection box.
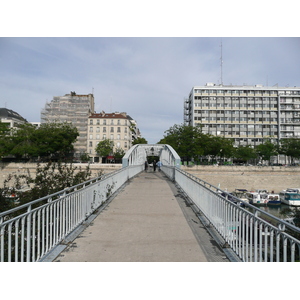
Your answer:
[162,165,300,262]
[0,165,143,262]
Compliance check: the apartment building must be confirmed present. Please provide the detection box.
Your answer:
[184,83,300,147]
[41,92,95,156]
[0,108,27,129]
[87,111,140,162]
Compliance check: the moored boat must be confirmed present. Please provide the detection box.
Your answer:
[279,188,300,206]
[246,190,280,206]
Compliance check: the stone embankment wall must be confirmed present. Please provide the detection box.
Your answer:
[181,165,300,193]
[0,162,122,188]
[1,162,299,193]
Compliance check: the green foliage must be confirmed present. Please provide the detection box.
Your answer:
[159,124,204,161]
[95,138,114,158]
[234,145,257,162]
[159,124,235,163]
[255,139,278,162]
[0,122,79,161]
[6,162,94,207]
[113,147,125,163]
[279,138,300,164]
[132,137,148,145]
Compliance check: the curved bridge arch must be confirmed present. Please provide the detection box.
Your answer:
[122,144,181,169]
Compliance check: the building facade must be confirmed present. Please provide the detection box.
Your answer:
[41,92,95,156]
[184,83,300,147]
[0,108,27,129]
[87,111,140,163]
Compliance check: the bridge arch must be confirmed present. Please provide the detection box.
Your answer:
[122,144,181,168]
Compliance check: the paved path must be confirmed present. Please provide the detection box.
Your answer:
[54,171,229,262]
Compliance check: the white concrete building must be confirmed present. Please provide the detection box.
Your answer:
[184,83,300,147]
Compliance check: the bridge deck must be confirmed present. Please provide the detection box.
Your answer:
[53,170,229,262]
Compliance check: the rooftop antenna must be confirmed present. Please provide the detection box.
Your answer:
[220,38,223,85]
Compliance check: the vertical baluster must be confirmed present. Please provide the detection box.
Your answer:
[264,226,268,262]
[276,232,281,262]
[0,225,5,262]
[270,229,274,262]
[259,222,263,262]
[15,219,19,262]
[21,216,25,262]
[26,205,32,262]
[254,215,258,262]
[291,241,295,262]
[37,210,41,261]
[249,216,253,262]
[32,211,36,262]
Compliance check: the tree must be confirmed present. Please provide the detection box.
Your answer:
[203,135,235,163]
[34,122,79,160]
[234,145,257,163]
[132,137,148,145]
[3,162,94,207]
[255,139,278,164]
[279,138,300,164]
[9,124,39,159]
[158,124,204,162]
[113,147,126,163]
[95,139,114,163]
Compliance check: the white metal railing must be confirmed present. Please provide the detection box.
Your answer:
[163,166,300,262]
[0,165,143,262]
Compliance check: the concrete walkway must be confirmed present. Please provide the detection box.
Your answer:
[54,171,229,262]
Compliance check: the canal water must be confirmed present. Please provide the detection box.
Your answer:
[257,204,291,219]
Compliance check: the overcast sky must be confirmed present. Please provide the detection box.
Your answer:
[1,4,300,144]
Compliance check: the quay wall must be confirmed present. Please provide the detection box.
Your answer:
[181,165,300,193]
[0,162,122,188]
[1,162,299,193]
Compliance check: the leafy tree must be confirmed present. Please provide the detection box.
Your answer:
[234,145,257,163]
[0,122,12,157]
[113,147,126,163]
[203,135,235,162]
[9,124,39,159]
[34,122,79,160]
[133,137,148,145]
[255,138,278,164]
[279,138,300,164]
[8,162,93,206]
[95,139,114,163]
[158,124,204,162]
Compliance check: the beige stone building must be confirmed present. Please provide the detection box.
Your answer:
[87,111,141,163]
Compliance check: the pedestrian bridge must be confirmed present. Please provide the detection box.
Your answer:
[1,144,300,262]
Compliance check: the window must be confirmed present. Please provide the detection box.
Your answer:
[89,141,93,147]
[89,134,93,139]
[89,127,93,132]
[103,127,106,132]
[117,127,121,132]
[90,120,93,125]
[96,120,100,125]
[110,127,114,132]
[96,127,100,132]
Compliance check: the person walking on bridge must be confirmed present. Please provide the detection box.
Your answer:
[153,160,156,172]
[156,160,162,172]
[144,161,148,172]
